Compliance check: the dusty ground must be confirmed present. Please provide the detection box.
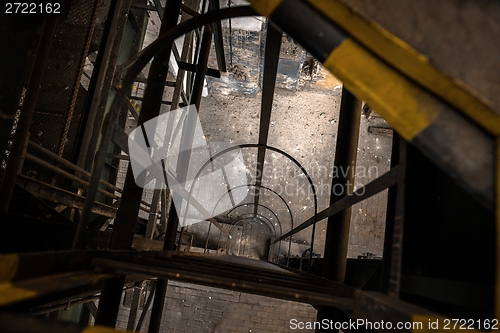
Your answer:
[194,63,392,258]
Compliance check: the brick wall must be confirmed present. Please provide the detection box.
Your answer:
[106,281,316,333]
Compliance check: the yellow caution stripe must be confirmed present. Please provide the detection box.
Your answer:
[324,39,441,141]
[307,0,500,135]
[0,254,19,283]
[0,282,37,306]
[248,0,500,135]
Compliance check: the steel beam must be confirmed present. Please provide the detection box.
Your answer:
[148,200,179,333]
[316,87,362,331]
[275,166,400,243]
[209,0,227,72]
[253,23,282,216]
[108,0,182,251]
[135,282,156,331]
[190,26,213,110]
[169,0,199,110]
[145,189,161,239]
[380,134,407,296]
[74,0,132,171]
[28,141,134,200]
[126,286,142,331]
[322,88,362,282]
[94,276,126,327]
[0,14,58,213]
[16,175,117,218]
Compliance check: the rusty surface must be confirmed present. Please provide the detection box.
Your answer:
[346,0,500,114]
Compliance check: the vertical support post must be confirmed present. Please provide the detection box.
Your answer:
[170,0,199,110]
[94,0,182,328]
[209,0,226,73]
[94,276,126,327]
[253,23,282,216]
[380,133,407,296]
[0,14,58,213]
[126,285,142,331]
[74,0,132,170]
[17,133,30,174]
[316,87,361,332]
[72,0,134,249]
[190,26,212,110]
[148,203,179,333]
[146,189,162,239]
[135,282,157,332]
[148,24,212,333]
[109,0,182,251]
[159,189,169,234]
[322,87,361,281]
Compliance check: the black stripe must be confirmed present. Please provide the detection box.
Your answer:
[269,0,347,62]
[412,109,494,209]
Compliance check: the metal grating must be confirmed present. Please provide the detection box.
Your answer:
[25,0,100,182]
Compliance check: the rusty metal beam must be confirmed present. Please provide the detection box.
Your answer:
[16,175,117,218]
[28,140,135,201]
[109,0,182,251]
[25,153,117,200]
[75,0,132,171]
[253,23,282,216]
[209,0,227,72]
[170,0,197,110]
[380,134,407,296]
[0,14,59,213]
[274,166,400,243]
[126,286,142,331]
[322,88,362,282]
[316,87,362,330]
[0,10,43,170]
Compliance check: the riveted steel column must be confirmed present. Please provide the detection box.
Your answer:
[316,87,361,332]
